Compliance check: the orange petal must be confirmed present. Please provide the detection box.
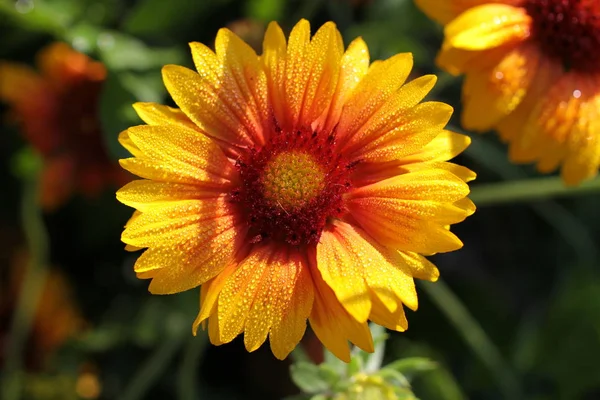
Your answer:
[216,246,314,360]
[415,0,522,25]
[0,62,44,104]
[119,124,236,187]
[558,76,600,185]
[437,42,519,76]
[461,42,540,131]
[123,198,246,294]
[497,54,562,145]
[444,4,531,51]
[308,264,373,363]
[347,169,469,254]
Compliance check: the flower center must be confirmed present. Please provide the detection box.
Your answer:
[525,0,600,72]
[261,151,325,210]
[231,127,353,246]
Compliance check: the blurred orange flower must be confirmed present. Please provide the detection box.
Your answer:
[117,19,474,361]
[0,250,85,370]
[416,0,600,185]
[0,42,129,209]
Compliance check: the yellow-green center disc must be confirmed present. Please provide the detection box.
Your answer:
[261,151,325,210]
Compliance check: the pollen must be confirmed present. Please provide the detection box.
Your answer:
[261,151,326,210]
[525,0,600,72]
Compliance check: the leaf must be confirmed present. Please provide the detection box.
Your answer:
[96,31,186,71]
[290,362,331,394]
[99,71,140,160]
[384,358,438,380]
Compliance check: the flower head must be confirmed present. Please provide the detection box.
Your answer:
[117,20,474,361]
[416,0,600,185]
[0,42,128,209]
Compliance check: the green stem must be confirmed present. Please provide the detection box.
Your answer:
[1,174,49,400]
[420,279,522,400]
[177,332,208,400]
[470,174,600,207]
[119,331,185,400]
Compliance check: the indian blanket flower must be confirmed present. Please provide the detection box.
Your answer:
[416,0,600,185]
[116,19,475,361]
[0,42,128,209]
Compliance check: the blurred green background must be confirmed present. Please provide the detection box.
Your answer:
[1,0,600,399]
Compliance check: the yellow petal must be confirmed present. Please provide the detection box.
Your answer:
[123,198,246,294]
[313,221,420,318]
[402,161,477,183]
[461,42,540,131]
[347,101,453,163]
[347,169,469,254]
[261,21,287,132]
[369,293,408,332]
[316,37,370,134]
[400,130,471,164]
[415,0,521,25]
[309,265,373,363]
[213,28,269,144]
[312,226,371,322]
[193,263,238,336]
[216,246,314,360]
[336,53,414,146]
[120,124,236,187]
[133,102,197,130]
[117,180,225,212]
[396,251,440,282]
[279,20,344,131]
[118,130,143,158]
[445,4,531,50]
[162,65,257,150]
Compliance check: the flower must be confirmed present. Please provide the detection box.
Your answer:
[0,42,128,209]
[0,250,85,370]
[117,19,475,361]
[416,0,600,185]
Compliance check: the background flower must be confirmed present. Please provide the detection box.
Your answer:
[416,0,600,185]
[0,42,128,209]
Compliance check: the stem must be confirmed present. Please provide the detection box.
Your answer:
[119,330,185,400]
[420,279,523,400]
[177,332,208,400]
[1,174,49,400]
[470,175,600,207]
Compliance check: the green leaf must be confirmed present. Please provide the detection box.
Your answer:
[96,31,186,71]
[99,71,139,160]
[290,362,331,394]
[245,0,285,21]
[383,358,438,380]
[376,368,410,388]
